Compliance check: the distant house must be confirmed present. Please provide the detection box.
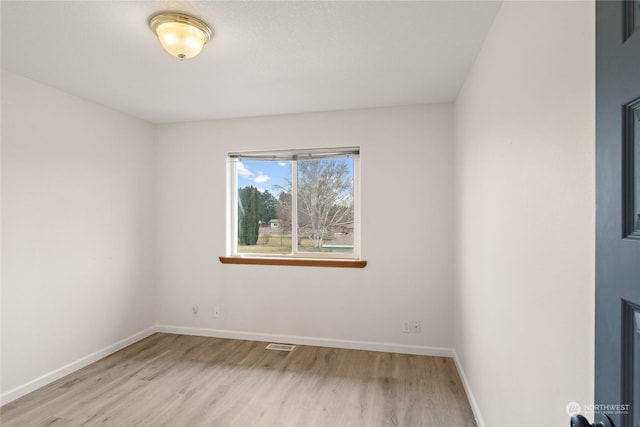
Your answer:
[269,219,281,230]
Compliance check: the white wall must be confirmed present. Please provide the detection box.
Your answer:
[1,71,156,403]
[453,2,595,426]
[155,105,456,354]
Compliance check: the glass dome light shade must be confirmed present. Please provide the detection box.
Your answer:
[150,13,212,60]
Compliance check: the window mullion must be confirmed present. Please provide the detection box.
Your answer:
[353,155,360,259]
[291,160,298,257]
[229,158,238,256]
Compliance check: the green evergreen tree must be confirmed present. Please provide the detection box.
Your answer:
[258,190,278,224]
[238,186,260,245]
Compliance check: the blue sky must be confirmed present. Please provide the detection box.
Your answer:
[237,157,354,195]
[237,160,291,195]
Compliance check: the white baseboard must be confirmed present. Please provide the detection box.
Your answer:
[0,326,156,406]
[453,350,485,427]
[155,325,455,357]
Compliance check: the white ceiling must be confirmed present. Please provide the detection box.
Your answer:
[1,1,502,124]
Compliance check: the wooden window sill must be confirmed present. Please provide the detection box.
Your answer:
[219,256,367,268]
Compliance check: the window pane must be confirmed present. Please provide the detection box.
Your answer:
[296,156,354,254]
[236,159,292,255]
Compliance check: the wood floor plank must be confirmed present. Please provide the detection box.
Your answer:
[1,333,476,426]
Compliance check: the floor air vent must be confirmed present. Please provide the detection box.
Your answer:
[265,343,296,352]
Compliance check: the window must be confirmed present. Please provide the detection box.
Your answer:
[223,147,364,267]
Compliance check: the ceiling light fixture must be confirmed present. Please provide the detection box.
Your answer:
[149,12,212,60]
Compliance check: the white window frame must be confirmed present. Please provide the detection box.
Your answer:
[227,147,361,261]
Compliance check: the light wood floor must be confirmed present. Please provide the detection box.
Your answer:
[1,333,476,426]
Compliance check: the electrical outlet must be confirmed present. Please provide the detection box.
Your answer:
[402,321,410,334]
[412,320,421,334]
[213,306,220,318]
[192,305,199,317]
